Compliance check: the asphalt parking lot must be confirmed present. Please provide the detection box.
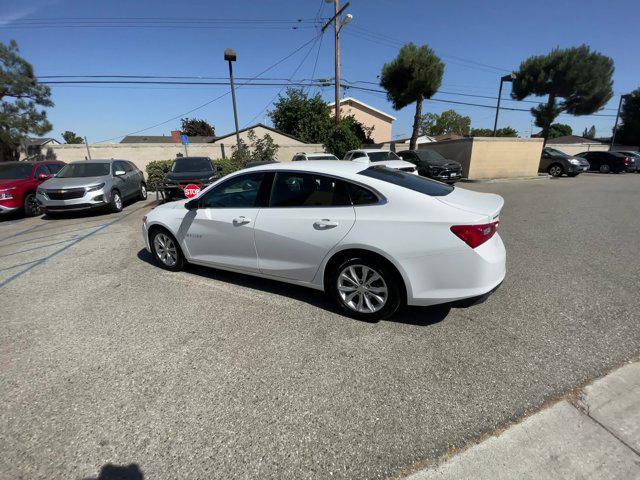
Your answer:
[1,173,639,480]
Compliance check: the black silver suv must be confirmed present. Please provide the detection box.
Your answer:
[162,156,221,200]
[397,149,463,183]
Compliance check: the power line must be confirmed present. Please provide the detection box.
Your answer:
[92,33,322,143]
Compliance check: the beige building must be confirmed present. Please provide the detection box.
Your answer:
[329,97,395,143]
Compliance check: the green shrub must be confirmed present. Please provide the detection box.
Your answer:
[214,158,244,177]
[145,159,173,191]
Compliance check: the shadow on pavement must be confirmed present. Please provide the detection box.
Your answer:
[137,248,450,327]
[83,463,143,480]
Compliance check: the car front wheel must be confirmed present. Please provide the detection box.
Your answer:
[328,256,403,321]
[599,164,611,173]
[548,164,564,177]
[23,192,40,217]
[150,229,185,271]
[138,183,148,200]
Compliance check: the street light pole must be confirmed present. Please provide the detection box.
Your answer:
[224,48,241,150]
[611,94,629,148]
[323,1,350,124]
[493,73,515,136]
[83,136,91,160]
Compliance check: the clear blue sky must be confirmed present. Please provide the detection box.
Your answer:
[2,0,639,143]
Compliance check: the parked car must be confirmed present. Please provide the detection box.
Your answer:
[576,151,635,173]
[36,159,146,215]
[397,149,463,183]
[343,149,418,174]
[539,147,590,177]
[142,161,505,321]
[162,156,221,200]
[0,160,66,217]
[615,151,640,172]
[292,152,340,161]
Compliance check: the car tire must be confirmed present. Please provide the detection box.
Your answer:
[110,189,123,213]
[22,192,40,217]
[328,256,403,322]
[548,164,564,177]
[599,164,611,173]
[138,183,148,200]
[149,228,185,271]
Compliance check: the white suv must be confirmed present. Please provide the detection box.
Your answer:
[292,152,340,161]
[344,149,418,174]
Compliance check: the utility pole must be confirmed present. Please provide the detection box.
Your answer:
[224,48,241,150]
[83,136,91,160]
[611,94,630,147]
[493,73,515,136]
[322,1,351,124]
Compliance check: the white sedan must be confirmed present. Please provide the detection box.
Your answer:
[142,161,505,320]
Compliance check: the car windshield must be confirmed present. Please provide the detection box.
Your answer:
[367,151,401,162]
[416,150,446,162]
[56,163,111,178]
[0,163,32,179]
[309,155,339,160]
[359,166,454,196]
[171,157,213,172]
[545,148,568,157]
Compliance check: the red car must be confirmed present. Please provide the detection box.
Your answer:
[0,160,66,217]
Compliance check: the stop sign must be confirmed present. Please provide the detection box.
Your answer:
[183,184,200,199]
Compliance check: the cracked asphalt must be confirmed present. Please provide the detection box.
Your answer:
[1,173,639,479]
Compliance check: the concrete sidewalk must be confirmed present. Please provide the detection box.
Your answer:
[406,361,640,479]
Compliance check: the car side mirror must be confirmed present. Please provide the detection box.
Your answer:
[37,173,51,180]
[114,170,126,176]
[185,199,199,210]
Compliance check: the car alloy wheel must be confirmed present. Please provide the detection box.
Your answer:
[599,164,610,173]
[153,232,178,267]
[548,165,563,177]
[23,193,40,217]
[111,191,123,212]
[337,264,389,314]
[140,184,147,200]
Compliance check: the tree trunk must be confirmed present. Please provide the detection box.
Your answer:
[410,95,423,151]
[541,92,556,146]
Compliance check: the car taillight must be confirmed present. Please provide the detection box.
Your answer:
[623,157,631,165]
[450,221,500,249]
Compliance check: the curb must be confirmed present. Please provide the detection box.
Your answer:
[460,175,549,184]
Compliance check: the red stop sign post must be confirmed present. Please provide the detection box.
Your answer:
[183,184,201,199]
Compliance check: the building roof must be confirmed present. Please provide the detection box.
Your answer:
[213,123,305,143]
[120,135,215,144]
[25,137,60,146]
[328,97,396,121]
[546,135,603,145]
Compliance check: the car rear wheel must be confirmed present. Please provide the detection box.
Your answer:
[22,192,40,217]
[110,190,123,212]
[328,256,403,321]
[599,164,611,173]
[150,229,185,271]
[548,164,564,177]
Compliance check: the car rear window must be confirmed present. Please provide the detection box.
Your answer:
[171,157,213,173]
[359,166,454,196]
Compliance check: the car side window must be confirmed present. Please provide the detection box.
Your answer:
[346,182,379,205]
[112,161,124,175]
[33,165,49,178]
[344,152,352,161]
[351,152,366,159]
[200,172,266,209]
[269,172,350,207]
[46,163,64,175]
[121,161,134,173]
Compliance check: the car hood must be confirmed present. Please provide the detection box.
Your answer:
[155,198,189,211]
[164,171,218,182]
[41,176,107,189]
[436,187,504,220]
[0,178,29,189]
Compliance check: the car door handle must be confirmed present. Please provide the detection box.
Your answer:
[314,219,339,229]
[233,216,252,226]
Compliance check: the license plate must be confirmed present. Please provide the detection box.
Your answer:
[450,173,459,178]
[582,167,588,171]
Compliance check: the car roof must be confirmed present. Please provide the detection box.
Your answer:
[305,152,336,157]
[243,160,366,177]
[349,149,392,153]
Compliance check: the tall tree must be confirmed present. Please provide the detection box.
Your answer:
[511,45,614,144]
[421,110,471,136]
[0,40,53,161]
[269,88,332,143]
[470,127,518,137]
[380,43,444,150]
[62,130,84,144]
[582,125,596,139]
[180,117,215,137]
[615,88,640,146]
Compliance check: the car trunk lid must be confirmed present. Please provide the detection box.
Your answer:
[436,187,503,221]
